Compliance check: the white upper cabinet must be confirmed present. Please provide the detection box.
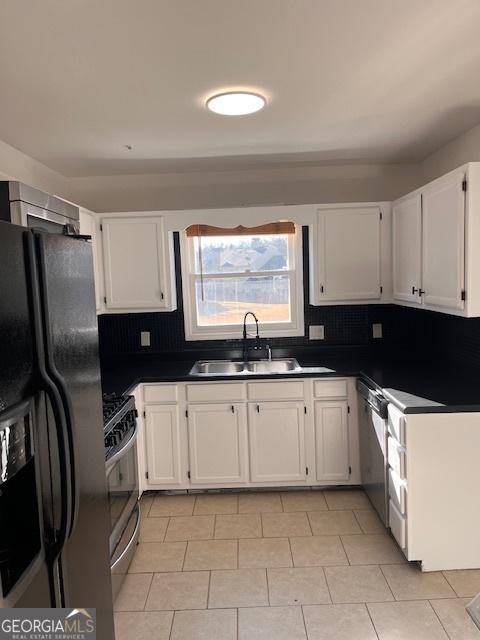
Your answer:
[101,216,176,312]
[311,206,383,303]
[422,171,465,310]
[391,164,480,316]
[392,194,422,304]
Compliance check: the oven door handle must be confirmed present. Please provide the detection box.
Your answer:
[110,505,140,572]
[106,421,138,473]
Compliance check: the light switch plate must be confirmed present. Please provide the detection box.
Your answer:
[309,325,325,340]
[140,331,151,347]
[372,323,382,339]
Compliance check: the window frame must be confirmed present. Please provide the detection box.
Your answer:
[180,225,305,341]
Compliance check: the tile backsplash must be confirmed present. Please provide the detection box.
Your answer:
[98,229,480,369]
[98,228,396,357]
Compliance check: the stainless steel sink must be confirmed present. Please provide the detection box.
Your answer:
[189,358,301,376]
[245,358,301,373]
[190,361,245,375]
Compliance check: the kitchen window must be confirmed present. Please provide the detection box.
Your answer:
[181,222,304,340]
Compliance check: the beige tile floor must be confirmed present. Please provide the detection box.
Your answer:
[115,489,480,639]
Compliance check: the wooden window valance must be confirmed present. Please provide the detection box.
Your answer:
[185,222,295,237]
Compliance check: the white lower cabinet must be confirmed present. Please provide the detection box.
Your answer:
[248,401,306,483]
[315,401,350,481]
[145,404,182,485]
[187,403,247,484]
[385,405,480,571]
[140,378,356,490]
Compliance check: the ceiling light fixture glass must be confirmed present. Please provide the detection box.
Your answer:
[206,91,266,116]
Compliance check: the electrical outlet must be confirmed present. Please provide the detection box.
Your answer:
[372,323,382,339]
[309,325,325,340]
[140,331,151,347]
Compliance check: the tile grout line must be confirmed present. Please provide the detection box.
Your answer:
[180,541,188,571]
[143,572,155,611]
[300,604,309,640]
[206,570,212,610]
[378,564,397,601]
[338,534,351,565]
[441,571,462,598]
[305,511,313,536]
[287,537,295,568]
[321,566,333,605]
[162,516,170,542]
[365,602,381,640]
[352,509,366,533]
[265,568,271,606]
[168,610,175,640]
[427,599,454,639]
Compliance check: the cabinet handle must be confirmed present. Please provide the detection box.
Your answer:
[160,291,164,300]
[320,285,324,294]
[419,289,425,296]
[231,405,235,413]
[412,286,419,295]
[256,404,260,413]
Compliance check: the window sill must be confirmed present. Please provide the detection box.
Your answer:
[184,325,305,341]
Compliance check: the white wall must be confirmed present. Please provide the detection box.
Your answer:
[420,122,480,184]
[2,120,480,213]
[0,138,78,203]
[71,162,417,213]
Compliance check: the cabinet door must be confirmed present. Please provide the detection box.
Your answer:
[316,207,381,301]
[187,403,247,484]
[315,400,349,481]
[102,217,168,309]
[422,172,465,310]
[145,405,181,485]
[392,194,422,304]
[248,402,306,483]
[79,209,103,312]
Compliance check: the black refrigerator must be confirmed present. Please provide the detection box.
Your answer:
[0,220,114,638]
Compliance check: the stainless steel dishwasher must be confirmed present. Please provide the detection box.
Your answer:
[357,379,389,525]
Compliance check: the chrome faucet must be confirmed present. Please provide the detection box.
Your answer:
[242,312,260,361]
[242,312,272,361]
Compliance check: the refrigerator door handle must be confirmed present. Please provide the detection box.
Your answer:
[47,372,79,538]
[25,233,73,564]
[34,232,79,539]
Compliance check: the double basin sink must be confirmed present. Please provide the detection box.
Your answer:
[190,358,302,376]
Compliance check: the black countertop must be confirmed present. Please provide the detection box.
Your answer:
[100,348,480,414]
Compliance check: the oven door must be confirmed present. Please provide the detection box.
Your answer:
[106,427,139,556]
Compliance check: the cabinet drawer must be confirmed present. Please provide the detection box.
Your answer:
[387,405,406,445]
[387,435,406,479]
[389,499,407,550]
[388,467,407,515]
[144,384,178,403]
[187,383,245,402]
[314,379,348,399]
[248,380,304,400]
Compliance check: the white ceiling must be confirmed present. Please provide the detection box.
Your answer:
[1,0,480,177]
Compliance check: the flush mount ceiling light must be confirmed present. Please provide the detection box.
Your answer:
[206,91,266,116]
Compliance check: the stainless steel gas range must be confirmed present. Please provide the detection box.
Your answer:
[103,394,140,599]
